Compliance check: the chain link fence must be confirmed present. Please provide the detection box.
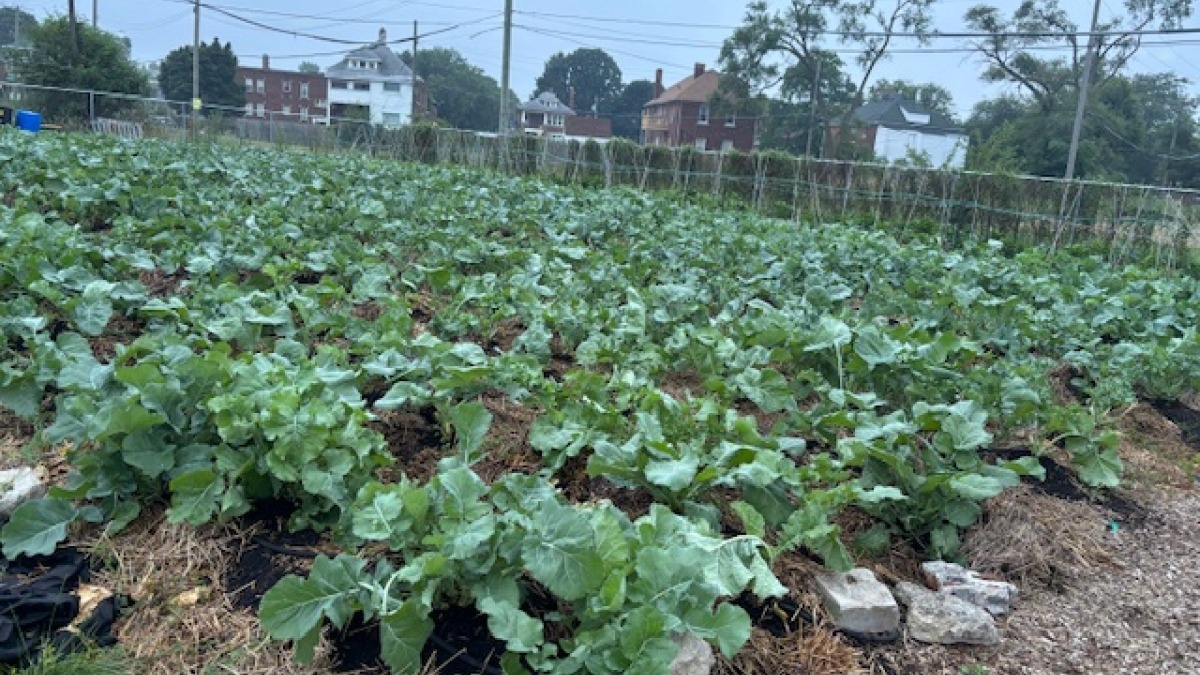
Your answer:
[2,82,1196,269]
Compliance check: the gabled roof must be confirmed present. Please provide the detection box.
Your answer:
[326,35,415,83]
[842,96,964,134]
[646,70,721,106]
[518,91,575,115]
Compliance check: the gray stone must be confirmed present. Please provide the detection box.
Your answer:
[0,467,46,519]
[893,582,1000,646]
[670,633,715,675]
[922,560,1019,616]
[814,567,900,640]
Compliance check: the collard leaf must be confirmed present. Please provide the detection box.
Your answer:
[644,456,699,493]
[853,326,899,368]
[450,401,493,463]
[380,601,434,675]
[167,469,224,525]
[684,603,752,658]
[522,503,606,601]
[73,281,115,336]
[1,498,78,558]
[477,597,544,653]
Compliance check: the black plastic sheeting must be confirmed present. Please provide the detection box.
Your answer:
[0,548,119,665]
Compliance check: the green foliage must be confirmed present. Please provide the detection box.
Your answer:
[534,48,623,115]
[0,131,1196,671]
[297,61,320,74]
[401,47,504,132]
[8,17,149,122]
[0,7,36,49]
[610,79,655,140]
[157,38,245,111]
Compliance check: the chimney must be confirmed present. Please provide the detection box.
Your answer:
[654,68,664,98]
[262,54,269,71]
[378,27,387,44]
[693,63,705,79]
[569,86,576,111]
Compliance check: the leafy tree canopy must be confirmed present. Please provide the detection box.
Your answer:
[0,7,37,48]
[158,38,244,111]
[609,79,655,139]
[534,48,623,114]
[401,47,504,131]
[297,61,321,74]
[9,16,148,121]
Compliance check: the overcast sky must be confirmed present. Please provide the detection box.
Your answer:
[7,0,1197,119]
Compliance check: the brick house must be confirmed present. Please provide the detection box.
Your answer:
[517,90,612,141]
[235,56,328,123]
[640,64,756,152]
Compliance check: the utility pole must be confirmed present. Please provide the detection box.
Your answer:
[498,0,512,134]
[805,58,822,157]
[67,0,79,51]
[412,20,418,121]
[92,0,96,27]
[1054,0,1101,249]
[1063,0,1102,183]
[192,0,200,139]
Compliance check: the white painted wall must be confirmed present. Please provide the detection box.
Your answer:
[329,81,413,127]
[873,126,969,169]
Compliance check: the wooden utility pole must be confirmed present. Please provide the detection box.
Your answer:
[67,0,79,50]
[1063,0,1102,183]
[805,58,822,157]
[412,20,418,121]
[192,0,200,139]
[498,0,512,133]
[92,0,97,26]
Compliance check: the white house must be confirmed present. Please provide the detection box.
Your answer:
[326,28,420,128]
[829,94,969,169]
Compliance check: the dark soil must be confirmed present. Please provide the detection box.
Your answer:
[989,448,1147,528]
[137,268,187,298]
[370,406,446,484]
[330,606,507,675]
[1149,398,1200,452]
[224,500,322,610]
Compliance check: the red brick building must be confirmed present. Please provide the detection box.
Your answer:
[641,64,756,152]
[235,56,328,123]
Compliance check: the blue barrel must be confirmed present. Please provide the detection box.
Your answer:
[15,110,41,133]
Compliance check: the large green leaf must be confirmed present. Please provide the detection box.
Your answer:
[380,601,434,675]
[1,498,78,558]
[450,401,493,463]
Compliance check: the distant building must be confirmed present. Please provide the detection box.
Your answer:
[826,94,969,168]
[516,90,612,142]
[236,55,328,123]
[640,64,756,152]
[325,28,425,128]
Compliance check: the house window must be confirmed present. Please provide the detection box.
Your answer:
[282,105,291,115]
[382,112,402,127]
[721,139,734,151]
[300,107,309,121]
[353,82,370,91]
[300,82,309,98]
[331,80,348,90]
[244,77,253,93]
[383,82,401,92]
[698,104,709,124]
[547,114,565,127]
[255,103,265,117]
[245,102,253,116]
[695,138,707,150]
[283,80,292,93]
[256,79,265,94]
[725,113,736,127]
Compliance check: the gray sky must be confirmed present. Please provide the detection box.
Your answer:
[7,0,1197,119]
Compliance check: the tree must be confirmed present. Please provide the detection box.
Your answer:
[867,79,956,120]
[964,0,1193,111]
[609,79,655,139]
[719,0,936,112]
[158,38,243,112]
[297,61,321,74]
[400,47,503,131]
[0,7,37,48]
[9,16,148,121]
[534,48,623,114]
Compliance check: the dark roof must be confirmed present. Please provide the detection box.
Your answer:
[518,91,575,115]
[837,96,964,135]
[326,38,414,82]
